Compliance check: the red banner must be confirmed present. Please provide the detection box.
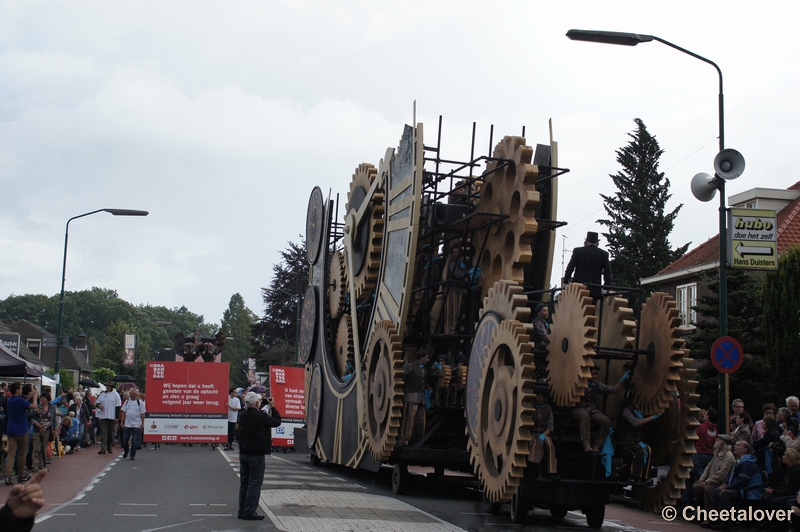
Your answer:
[144,361,228,443]
[269,366,305,448]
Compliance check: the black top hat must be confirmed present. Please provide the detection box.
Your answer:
[533,378,549,395]
[585,231,599,244]
[415,349,430,359]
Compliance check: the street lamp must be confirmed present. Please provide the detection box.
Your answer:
[55,208,149,390]
[261,287,301,362]
[566,29,730,429]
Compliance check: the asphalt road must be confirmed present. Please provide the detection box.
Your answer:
[29,444,710,532]
[34,444,278,532]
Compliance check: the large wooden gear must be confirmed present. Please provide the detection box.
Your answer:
[594,295,636,415]
[479,280,532,332]
[346,163,384,301]
[334,314,354,379]
[468,319,536,503]
[477,136,540,300]
[635,354,700,511]
[631,293,684,414]
[438,364,452,388]
[328,251,347,320]
[363,320,404,461]
[546,283,597,407]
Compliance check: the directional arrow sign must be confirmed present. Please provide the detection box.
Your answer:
[735,242,774,257]
[729,208,778,271]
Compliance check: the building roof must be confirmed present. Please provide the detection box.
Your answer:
[776,188,800,253]
[6,319,91,374]
[645,181,800,283]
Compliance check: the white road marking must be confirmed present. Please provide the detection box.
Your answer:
[119,503,158,506]
[260,490,466,532]
[141,518,206,532]
[113,513,158,516]
[50,502,88,505]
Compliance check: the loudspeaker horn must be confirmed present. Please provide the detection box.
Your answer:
[713,149,745,180]
[691,173,718,202]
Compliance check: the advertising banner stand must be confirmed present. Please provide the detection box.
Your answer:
[269,366,305,449]
[144,361,228,444]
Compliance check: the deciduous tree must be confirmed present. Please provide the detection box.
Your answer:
[220,293,258,387]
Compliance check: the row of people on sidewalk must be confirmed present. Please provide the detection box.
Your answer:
[1,380,147,486]
[679,398,800,531]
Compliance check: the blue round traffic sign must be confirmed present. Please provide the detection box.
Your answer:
[710,336,744,374]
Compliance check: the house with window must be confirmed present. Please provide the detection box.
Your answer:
[4,319,91,382]
[641,181,800,329]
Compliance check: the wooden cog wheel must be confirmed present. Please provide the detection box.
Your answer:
[468,319,536,503]
[594,295,636,416]
[479,280,532,332]
[346,163,384,301]
[632,293,684,415]
[634,354,700,512]
[438,364,452,388]
[456,366,467,389]
[363,320,404,461]
[334,314,354,380]
[546,284,597,407]
[477,136,540,301]
[328,251,347,320]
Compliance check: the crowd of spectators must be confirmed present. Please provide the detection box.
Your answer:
[679,397,800,530]
[1,380,147,485]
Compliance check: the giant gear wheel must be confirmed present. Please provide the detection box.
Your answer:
[468,319,536,503]
[479,280,532,332]
[546,283,597,407]
[594,295,636,416]
[346,163,384,302]
[634,354,700,512]
[363,320,404,461]
[476,136,540,301]
[334,314,354,380]
[328,250,347,321]
[632,293,684,414]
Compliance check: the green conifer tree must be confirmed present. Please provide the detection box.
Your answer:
[599,119,689,291]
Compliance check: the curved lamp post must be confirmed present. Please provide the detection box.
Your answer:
[566,29,729,428]
[55,209,149,390]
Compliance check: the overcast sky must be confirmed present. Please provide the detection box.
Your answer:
[1,1,797,326]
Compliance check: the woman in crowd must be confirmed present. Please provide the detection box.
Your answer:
[753,415,780,473]
[753,403,777,445]
[58,416,81,453]
[732,411,752,443]
[762,448,800,512]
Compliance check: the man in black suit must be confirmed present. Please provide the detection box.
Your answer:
[563,231,612,300]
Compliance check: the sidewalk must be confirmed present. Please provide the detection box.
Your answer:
[1,443,119,508]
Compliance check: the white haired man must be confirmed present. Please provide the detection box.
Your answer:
[787,396,800,424]
[237,391,281,520]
